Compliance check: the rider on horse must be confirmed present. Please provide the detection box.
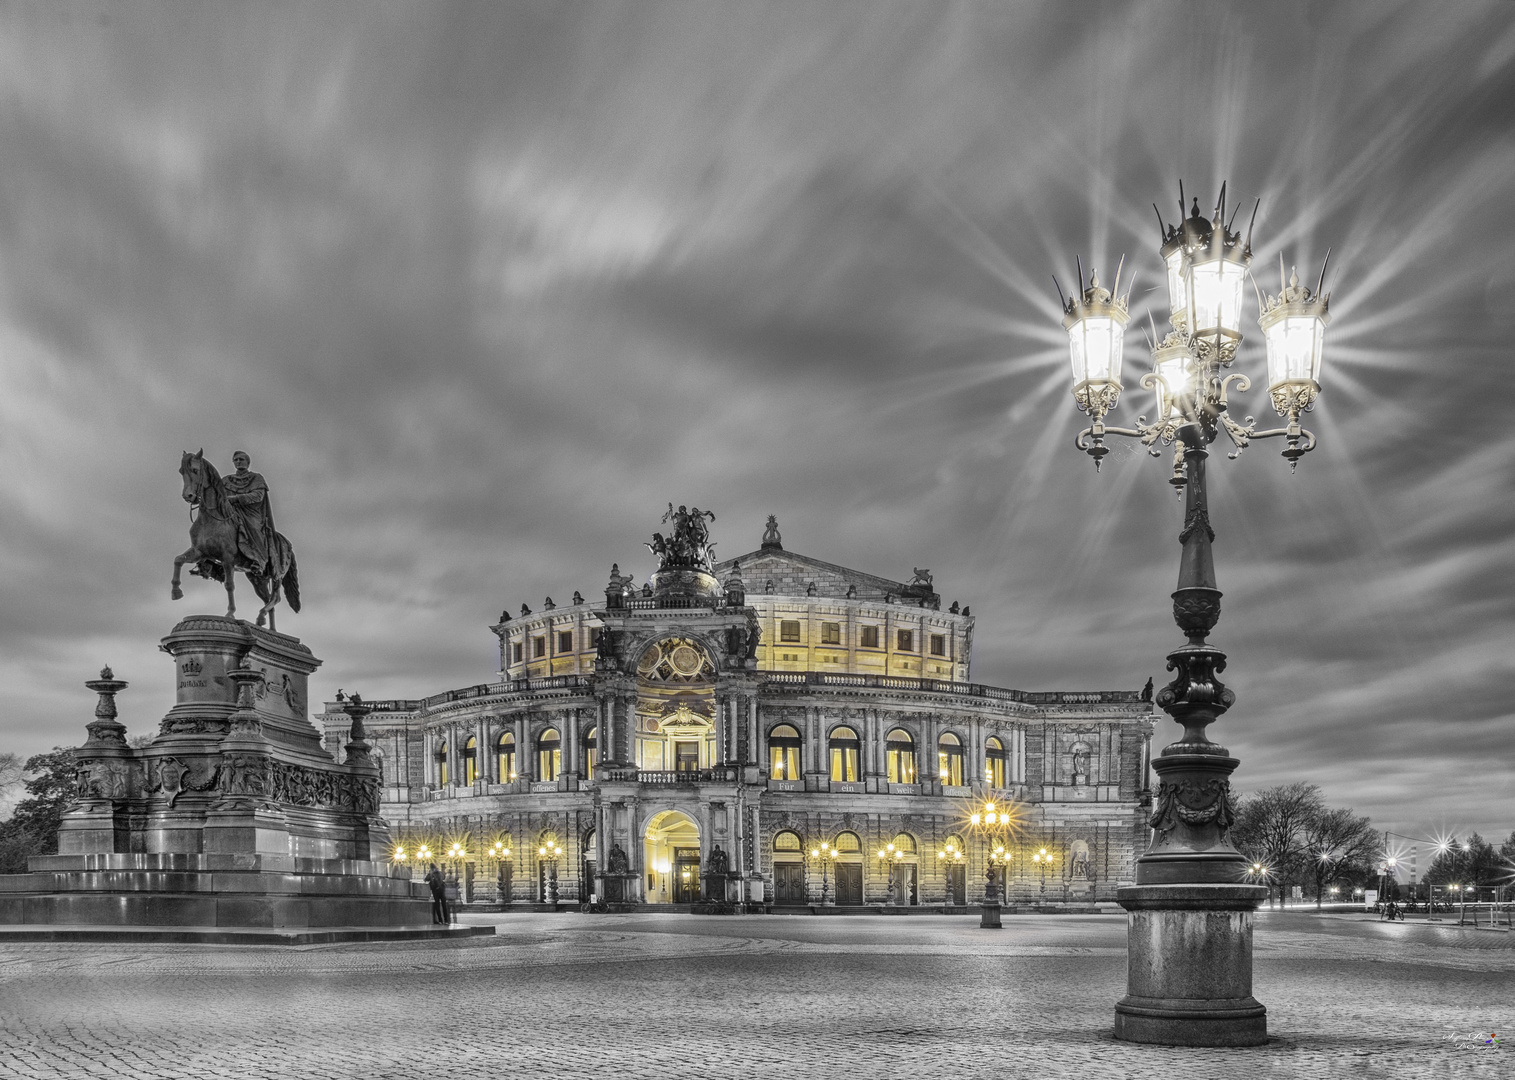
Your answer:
[223,450,275,574]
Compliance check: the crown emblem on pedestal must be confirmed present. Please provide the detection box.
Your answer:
[181,658,202,676]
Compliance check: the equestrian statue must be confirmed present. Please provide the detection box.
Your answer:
[171,449,301,630]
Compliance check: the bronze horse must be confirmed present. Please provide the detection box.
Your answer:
[171,450,301,630]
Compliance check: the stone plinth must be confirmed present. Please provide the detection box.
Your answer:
[1114,884,1268,1046]
[0,617,432,932]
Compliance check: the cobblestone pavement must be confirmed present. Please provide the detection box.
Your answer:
[0,910,1509,1079]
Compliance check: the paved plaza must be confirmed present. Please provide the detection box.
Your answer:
[0,910,1509,1079]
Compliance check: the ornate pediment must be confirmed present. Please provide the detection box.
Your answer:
[655,701,713,736]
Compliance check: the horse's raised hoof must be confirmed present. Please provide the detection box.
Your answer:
[171,586,183,600]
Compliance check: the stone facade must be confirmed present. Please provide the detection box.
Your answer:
[318,519,1156,909]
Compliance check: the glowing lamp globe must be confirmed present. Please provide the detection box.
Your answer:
[1258,264,1330,417]
[1062,267,1130,417]
[1149,335,1192,423]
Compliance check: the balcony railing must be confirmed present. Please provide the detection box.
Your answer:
[621,595,736,611]
[602,767,739,785]
[763,671,1142,705]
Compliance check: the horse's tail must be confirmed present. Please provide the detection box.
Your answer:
[283,555,301,613]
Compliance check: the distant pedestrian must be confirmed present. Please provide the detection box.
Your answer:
[425,863,451,925]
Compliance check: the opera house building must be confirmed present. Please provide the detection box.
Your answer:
[318,509,1154,910]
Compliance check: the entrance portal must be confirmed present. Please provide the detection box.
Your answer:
[643,810,700,905]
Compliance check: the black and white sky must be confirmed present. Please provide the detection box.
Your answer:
[1,2,1512,841]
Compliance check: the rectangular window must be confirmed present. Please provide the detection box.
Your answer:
[770,744,800,779]
[533,636,546,659]
[558,631,573,654]
[675,741,700,772]
[511,642,523,664]
[897,629,914,652]
[860,625,879,649]
[830,744,859,782]
[821,622,841,645]
[930,634,946,656]
[780,620,801,643]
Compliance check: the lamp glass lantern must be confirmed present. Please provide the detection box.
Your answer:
[1259,267,1330,414]
[1063,271,1130,414]
[1150,337,1192,422]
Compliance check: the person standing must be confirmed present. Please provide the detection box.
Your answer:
[424,863,451,925]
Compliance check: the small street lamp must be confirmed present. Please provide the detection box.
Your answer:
[1033,848,1053,903]
[810,842,838,905]
[876,843,905,906]
[446,841,468,903]
[539,839,563,904]
[490,840,512,904]
[1056,183,1333,1047]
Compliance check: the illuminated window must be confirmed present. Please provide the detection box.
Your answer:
[886,729,916,784]
[558,631,573,653]
[463,736,478,786]
[780,620,801,643]
[498,732,516,781]
[860,626,879,649]
[583,727,597,776]
[537,728,561,782]
[436,740,449,786]
[533,636,546,659]
[768,724,801,780]
[897,629,914,652]
[512,642,523,664]
[774,830,803,853]
[891,832,917,855]
[828,726,860,782]
[938,732,964,786]
[821,622,841,645]
[835,831,861,853]
[930,634,946,656]
[985,736,1006,788]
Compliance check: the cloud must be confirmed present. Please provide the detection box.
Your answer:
[0,1,1512,840]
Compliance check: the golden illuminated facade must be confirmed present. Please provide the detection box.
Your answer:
[319,512,1155,910]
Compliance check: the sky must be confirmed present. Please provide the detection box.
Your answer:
[0,1,1511,844]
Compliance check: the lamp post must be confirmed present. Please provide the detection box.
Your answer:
[1056,184,1333,1047]
[490,840,512,905]
[810,842,838,905]
[539,839,561,906]
[446,841,468,904]
[1032,848,1053,904]
[876,844,905,906]
[937,839,965,906]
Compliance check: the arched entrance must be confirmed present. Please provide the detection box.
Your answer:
[644,810,701,904]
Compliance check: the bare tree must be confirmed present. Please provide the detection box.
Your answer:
[1301,806,1381,908]
[1231,783,1326,906]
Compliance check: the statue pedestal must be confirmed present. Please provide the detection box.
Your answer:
[1114,884,1268,1046]
[979,902,1002,928]
[0,616,436,936]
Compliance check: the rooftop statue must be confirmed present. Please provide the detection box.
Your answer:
[171,449,301,630]
[649,503,717,572]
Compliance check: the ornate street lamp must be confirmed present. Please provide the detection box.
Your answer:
[490,840,512,904]
[810,842,838,905]
[1032,847,1053,903]
[539,839,562,905]
[876,843,906,906]
[1054,183,1333,1047]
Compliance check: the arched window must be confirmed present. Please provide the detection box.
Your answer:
[828,726,860,782]
[773,830,803,854]
[985,736,1006,788]
[463,736,478,786]
[769,724,801,780]
[436,740,449,787]
[498,731,516,782]
[583,726,598,777]
[537,727,561,782]
[834,831,861,854]
[891,833,917,856]
[938,732,964,786]
[885,728,916,784]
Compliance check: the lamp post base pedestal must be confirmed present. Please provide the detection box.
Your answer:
[1114,884,1268,1046]
[979,902,1002,928]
